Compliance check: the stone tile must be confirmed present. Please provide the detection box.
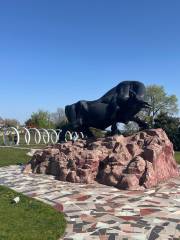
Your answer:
[0,165,179,239]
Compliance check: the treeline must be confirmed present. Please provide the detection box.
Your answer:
[0,117,20,128]
[1,84,180,150]
[25,108,67,129]
[0,108,67,130]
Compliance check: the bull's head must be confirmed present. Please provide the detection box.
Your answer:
[128,90,151,110]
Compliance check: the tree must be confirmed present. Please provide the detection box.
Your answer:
[3,118,20,128]
[25,110,54,129]
[50,108,67,128]
[144,85,178,126]
[154,112,180,150]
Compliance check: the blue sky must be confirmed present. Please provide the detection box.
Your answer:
[0,0,180,123]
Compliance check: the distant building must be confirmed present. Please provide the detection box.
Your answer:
[0,117,4,128]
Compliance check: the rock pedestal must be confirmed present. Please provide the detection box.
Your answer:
[24,129,179,190]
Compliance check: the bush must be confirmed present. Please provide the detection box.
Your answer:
[154,112,180,150]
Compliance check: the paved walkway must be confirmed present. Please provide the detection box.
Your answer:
[0,165,180,240]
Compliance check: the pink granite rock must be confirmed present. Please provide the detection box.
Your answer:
[24,129,179,190]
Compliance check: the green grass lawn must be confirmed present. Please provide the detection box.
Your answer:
[0,185,66,240]
[0,145,50,167]
[0,148,30,167]
[175,151,180,164]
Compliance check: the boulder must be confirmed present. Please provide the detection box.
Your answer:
[23,129,179,190]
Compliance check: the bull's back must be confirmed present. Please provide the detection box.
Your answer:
[100,80,146,103]
[114,80,146,100]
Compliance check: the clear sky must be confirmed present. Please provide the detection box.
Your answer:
[0,0,180,123]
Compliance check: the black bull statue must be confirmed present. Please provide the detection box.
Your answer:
[60,81,151,139]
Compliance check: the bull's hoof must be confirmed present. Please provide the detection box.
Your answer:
[139,121,150,130]
[110,129,121,136]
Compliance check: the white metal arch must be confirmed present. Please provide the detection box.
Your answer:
[79,132,84,139]
[39,128,50,144]
[72,131,78,141]
[3,127,20,146]
[20,127,31,145]
[29,128,41,144]
[48,129,58,144]
[0,126,86,146]
[56,129,62,138]
[65,131,72,142]
[0,127,4,144]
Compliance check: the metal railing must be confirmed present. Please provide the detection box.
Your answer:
[0,127,84,146]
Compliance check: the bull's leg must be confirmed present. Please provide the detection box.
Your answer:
[58,124,71,142]
[111,123,117,135]
[65,104,81,130]
[83,128,94,138]
[107,97,121,123]
[110,123,121,135]
[75,101,88,127]
[132,116,149,130]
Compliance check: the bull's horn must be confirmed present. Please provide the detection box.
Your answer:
[143,102,151,108]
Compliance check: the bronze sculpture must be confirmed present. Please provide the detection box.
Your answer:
[61,81,150,139]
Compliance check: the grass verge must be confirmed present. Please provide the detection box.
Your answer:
[0,185,66,240]
[175,151,180,164]
[0,148,30,167]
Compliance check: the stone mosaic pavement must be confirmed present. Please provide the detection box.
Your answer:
[0,165,180,240]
